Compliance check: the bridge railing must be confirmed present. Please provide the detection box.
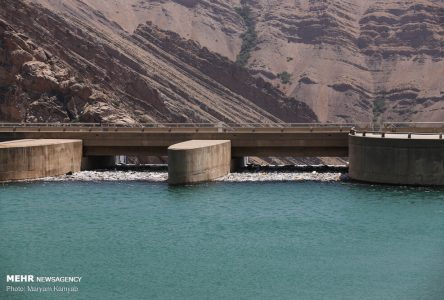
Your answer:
[0,122,221,128]
[0,122,373,129]
[383,122,444,127]
[382,122,444,133]
[224,122,365,128]
[350,129,444,139]
[2,122,442,129]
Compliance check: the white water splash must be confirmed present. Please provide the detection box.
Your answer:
[39,171,346,182]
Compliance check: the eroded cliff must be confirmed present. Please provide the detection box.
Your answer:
[2,0,443,124]
[0,0,315,123]
[52,0,443,123]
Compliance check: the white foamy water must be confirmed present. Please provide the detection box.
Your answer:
[40,171,346,182]
[42,171,168,182]
[218,172,345,182]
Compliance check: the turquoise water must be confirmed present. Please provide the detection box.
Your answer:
[1,181,444,300]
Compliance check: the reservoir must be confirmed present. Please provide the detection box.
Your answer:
[1,180,444,299]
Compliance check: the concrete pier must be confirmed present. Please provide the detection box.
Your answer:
[168,140,231,185]
[0,139,82,181]
[349,133,444,185]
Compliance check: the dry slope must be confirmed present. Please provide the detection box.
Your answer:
[0,0,315,123]
[65,0,443,123]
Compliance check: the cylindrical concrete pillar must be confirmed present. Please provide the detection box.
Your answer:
[168,140,231,185]
[0,139,82,181]
[349,134,444,185]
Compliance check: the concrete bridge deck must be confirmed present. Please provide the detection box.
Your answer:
[0,123,358,157]
[0,122,442,157]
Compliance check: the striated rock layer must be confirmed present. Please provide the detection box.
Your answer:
[1,0,443,124]
[45,0,443,123]
[251,0,444,123]
[0,0,315,124]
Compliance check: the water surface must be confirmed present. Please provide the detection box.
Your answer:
[1,181,444,299]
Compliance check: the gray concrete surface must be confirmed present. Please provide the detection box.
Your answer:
[168,140,231,185]
[0,139,82,181]
[0,127,349,157]
[349,134,444,185]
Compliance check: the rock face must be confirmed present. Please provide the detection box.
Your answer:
[0,0,315,124]
[0,15,121,123]
[1,0,443,124]
[250,0,444,123]
[45,0,443,123]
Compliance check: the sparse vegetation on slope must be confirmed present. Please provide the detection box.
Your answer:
[235,5,257,67]
[372,98,386,122]
[277,72,292,84]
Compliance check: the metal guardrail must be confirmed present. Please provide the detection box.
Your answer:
[0,122,442,129]
[350,127,444,139]
[2,122,443,134]
[223,123,371,130]
[0,122,219,128]
[0,122,373,134]
[383,122,444,129]
[0,122,370,129]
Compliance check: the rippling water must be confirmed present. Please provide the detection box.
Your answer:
[1,181,444,299]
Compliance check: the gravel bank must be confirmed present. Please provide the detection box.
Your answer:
[39,171,347,182]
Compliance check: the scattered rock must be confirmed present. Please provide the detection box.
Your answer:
[70,83,93,99]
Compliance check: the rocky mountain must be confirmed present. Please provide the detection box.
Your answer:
[248,0,444,123]
[35,0,442,124]
[1,0,443,124]
[0,0,315,124]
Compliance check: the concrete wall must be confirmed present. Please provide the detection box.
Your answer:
[0,139,82,181]
[168,140,231,185]
[349,135,444,185]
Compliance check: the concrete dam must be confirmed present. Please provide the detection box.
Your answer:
[0,122,443,185]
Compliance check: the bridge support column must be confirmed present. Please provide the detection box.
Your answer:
[0,139,82,181]
[231,157,247,172]
[81,156,116,170]
[349,134,444,185]
[168,140,231,185]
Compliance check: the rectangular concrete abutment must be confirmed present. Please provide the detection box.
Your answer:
[0,139,82,181]
[168,140,231,185]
